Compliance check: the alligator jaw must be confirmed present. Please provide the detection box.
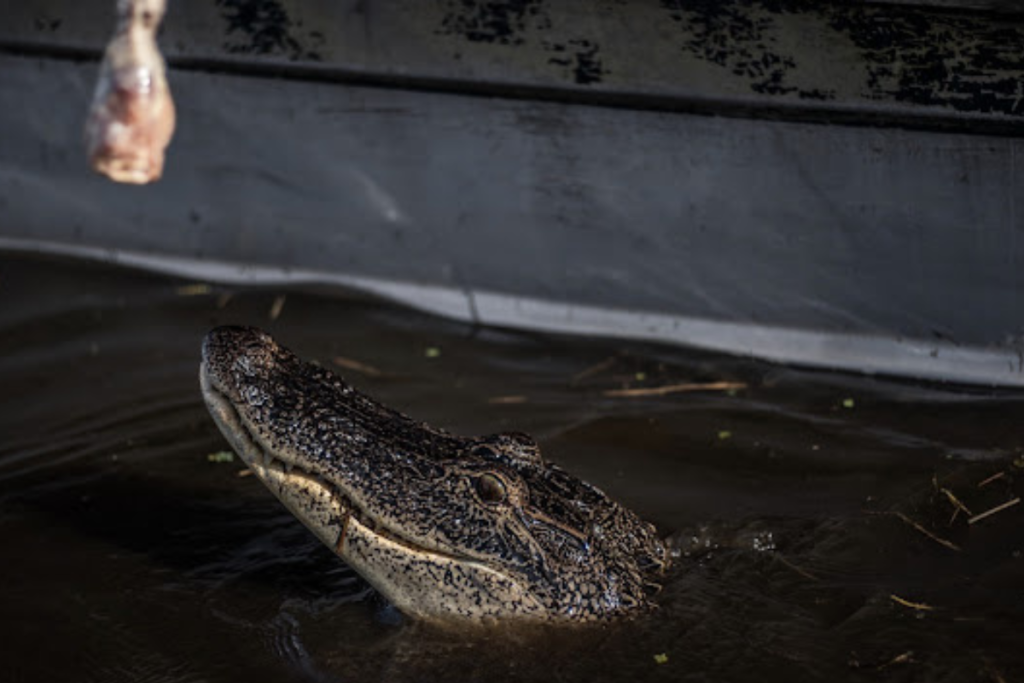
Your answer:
[201,363,351,551]
[200,362,544,621]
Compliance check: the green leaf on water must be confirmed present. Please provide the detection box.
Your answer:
[842,398,855,409]
[718,430,732,440]
[207,451,235,463]
[176,283,212,296]
[424,347,441,359]
[653,653,669,665]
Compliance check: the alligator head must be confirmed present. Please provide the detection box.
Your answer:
[200,326,668,622]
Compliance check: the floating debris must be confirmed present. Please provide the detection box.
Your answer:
[424,347,441,359]
[269,295,287,321]
[206,451,235,464]
[940,487,972,522]
[774,554,818,581]
[176,283,211,296]
[603,381,746,398]
[842,398,856,409]
[717,430,733,440]
[216,292,234,309]
[570,356,616,384]
[332,356,383,377]
[877,651,915,670]
[977,471,1006,488]
[968,497,1020,525]
[890,594,934,611]
[653,653,669,665]
[892,511,961,552]
[237,469,253,478]
[634,371,647,381]
[488,395,528,405]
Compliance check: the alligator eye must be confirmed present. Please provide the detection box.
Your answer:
[474,473,507,504]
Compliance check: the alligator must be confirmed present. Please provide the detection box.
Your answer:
[200,326,668,622]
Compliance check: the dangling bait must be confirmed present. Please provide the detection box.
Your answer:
[85,0,175,184]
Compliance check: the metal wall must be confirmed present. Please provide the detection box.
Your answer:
[2,1,1024,384]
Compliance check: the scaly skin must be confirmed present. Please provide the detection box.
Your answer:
[200,326,668,622]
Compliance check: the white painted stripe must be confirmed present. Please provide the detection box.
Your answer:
[3,236,1022,386]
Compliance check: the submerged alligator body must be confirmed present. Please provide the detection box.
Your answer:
[200,326,667,622]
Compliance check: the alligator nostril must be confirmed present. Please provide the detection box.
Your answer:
[471,445,497,459]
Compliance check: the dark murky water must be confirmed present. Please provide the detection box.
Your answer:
[1,253,1022,683]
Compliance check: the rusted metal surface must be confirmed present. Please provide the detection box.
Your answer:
[870,0,1021,12]
[3,1,1024,131]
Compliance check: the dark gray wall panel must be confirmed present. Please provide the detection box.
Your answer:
[4,0,1024,131]
[2,54,1023,356]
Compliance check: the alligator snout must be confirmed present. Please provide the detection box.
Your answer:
[200,326,668,622]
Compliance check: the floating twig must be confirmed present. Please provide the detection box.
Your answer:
[774,553,818,581]
[940,487,972,522]
[892,511,961,552]
[968,498,1020,525]
[977,472,1005,488]
[332,356,383,377]
[603,381,746,398]
[890,594,934,611]
[878,651,915,670]
[269,294,287,321]
[237,469,253,478]
[488,395,528,405]
[571,356,617,384]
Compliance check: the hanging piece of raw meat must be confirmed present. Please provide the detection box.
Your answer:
[85,0,175,184]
